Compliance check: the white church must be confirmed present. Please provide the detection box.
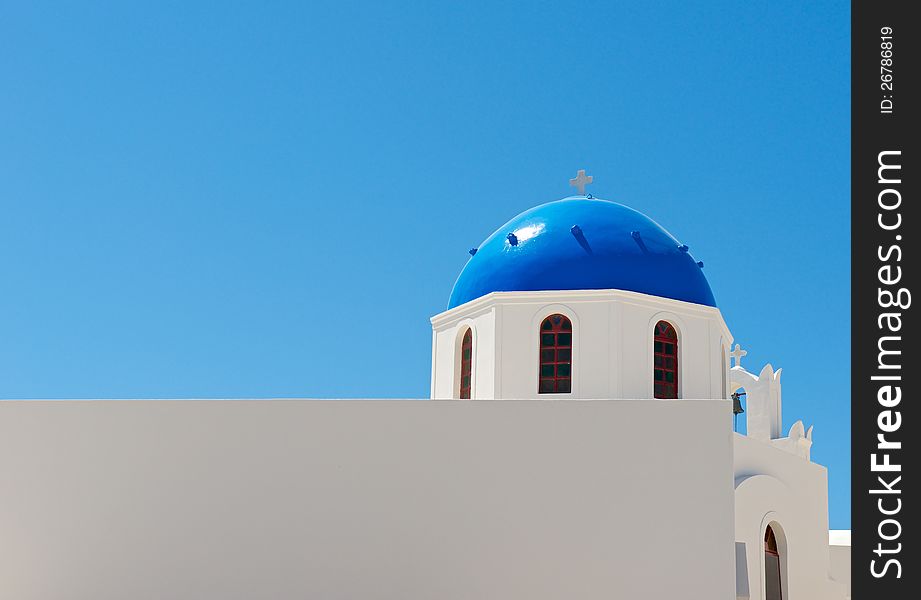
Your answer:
[0,172,849,599]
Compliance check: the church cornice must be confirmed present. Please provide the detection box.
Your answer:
[432,288,730,335]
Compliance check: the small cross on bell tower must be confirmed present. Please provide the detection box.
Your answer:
[569,169,593,196]
[730,344,747,368]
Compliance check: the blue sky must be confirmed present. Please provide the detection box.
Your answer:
[1,1,850,526]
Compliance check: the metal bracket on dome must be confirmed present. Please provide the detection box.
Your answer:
[678,244,689,253]
[631,230,650,255]
[570,225,593,255]
[468,248,478,256]
[506,233,518,246]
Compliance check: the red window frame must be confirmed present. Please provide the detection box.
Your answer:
[539,314,572,394]
[653,321,678,399]
[459,328,472,399]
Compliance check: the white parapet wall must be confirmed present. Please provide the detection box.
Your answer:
[1,398,735,600]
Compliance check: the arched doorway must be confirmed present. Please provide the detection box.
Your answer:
[764,524,784,600]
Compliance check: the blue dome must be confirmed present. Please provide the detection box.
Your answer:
[448,197,716,309]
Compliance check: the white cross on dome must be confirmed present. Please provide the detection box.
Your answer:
[569,169,593,195]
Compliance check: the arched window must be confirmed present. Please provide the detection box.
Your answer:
[764,525,783,600]
[653,321,678,399]
[459,328,472,399]
[539,314,572,394]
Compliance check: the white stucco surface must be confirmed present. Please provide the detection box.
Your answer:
[733,434,847,600]
[1,398,735,600]
[828,531,851,600]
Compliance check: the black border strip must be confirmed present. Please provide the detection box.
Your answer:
[852,0,917,596]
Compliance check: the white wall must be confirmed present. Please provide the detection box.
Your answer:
[733,434,847,600]
[1,398,736,600]
[828,531,851,600]
[431,289,732,400]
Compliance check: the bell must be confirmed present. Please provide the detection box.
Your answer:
[732,392,745,416]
